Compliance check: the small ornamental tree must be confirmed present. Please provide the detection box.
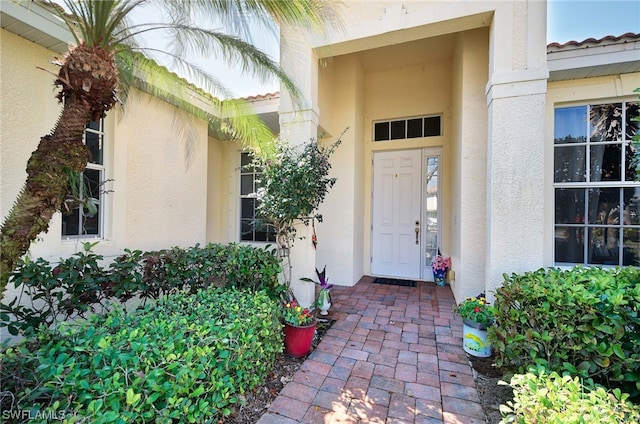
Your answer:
[253,129,347,290]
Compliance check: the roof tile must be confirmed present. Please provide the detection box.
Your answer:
[547,32,640,49]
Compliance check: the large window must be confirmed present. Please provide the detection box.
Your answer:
[554,101,640,266]
[239,152,275,242]
[62,119,105,238]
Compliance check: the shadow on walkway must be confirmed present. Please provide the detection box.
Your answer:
[257,276,486,424]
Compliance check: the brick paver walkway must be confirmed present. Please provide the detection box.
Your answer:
[257,276,486,424]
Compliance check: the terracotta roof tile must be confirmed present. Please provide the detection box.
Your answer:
[243,92,280,101]
[547,32,640,49]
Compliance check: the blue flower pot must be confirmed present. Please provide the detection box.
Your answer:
[433,270,447,286]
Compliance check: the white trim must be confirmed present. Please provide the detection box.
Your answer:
[0,1,72,52]
[421,147,443,280]
[548,39,640,71]
[552,100,640,267]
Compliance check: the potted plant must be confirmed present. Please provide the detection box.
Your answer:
[431,254,452,286]
[301,266,333,315]
[455,293,495,357]
[281,299,316,358]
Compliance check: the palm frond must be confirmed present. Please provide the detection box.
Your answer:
[166,25,301,103]
[116,51,275,154]
[50,0,341,152]
[54,0,147,48]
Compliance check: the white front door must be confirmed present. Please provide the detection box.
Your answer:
[371,150,422,278]
[371,148,443,280]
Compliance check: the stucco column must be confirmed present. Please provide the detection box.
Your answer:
[279,25,320,308]
[451,28,490,303]
[484,1,549,301]
[315,55,365,287]
[485,76,547,301]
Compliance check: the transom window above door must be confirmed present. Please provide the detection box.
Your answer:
[373,115,442,141]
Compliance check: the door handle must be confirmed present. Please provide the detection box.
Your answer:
[415,224,420,245]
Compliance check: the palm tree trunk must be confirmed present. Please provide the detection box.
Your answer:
[0,99,91,297]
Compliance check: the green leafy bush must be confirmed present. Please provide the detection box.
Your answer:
[183,243,282,296]
[489,266,640,396]
[2,243,282,335]
[500,370,640,423]
[115,243,282,300]
[0,288,283,423]
[1,242,109,336]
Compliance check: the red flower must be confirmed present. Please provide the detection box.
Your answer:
[473,307,481,313]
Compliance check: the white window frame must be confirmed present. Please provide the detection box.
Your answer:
[239,152,275,243]
[61,119,105,239]
[553,100,640,266]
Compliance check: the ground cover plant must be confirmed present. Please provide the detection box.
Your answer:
[500,369,640,423]
[0,236,332,423]
[1,288,283,423]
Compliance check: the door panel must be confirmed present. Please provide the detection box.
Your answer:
[371,150,422,278]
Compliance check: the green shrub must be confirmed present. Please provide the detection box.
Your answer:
[489,266,640,396]
[0,288,283,423]
[172,243,282,296]
[114,243,282,300]
[500,370,640,423]
[1,242,109,336]
[2,243,282,335]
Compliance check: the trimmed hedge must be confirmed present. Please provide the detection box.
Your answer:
[489,266,640,396]
[500,370,640,423]
[117,243,282,301]
[1,242,283,335]
[0,288,283,423]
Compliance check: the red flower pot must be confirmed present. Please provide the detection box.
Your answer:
[283,320,317,358]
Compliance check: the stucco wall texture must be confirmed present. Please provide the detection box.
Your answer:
[1,31,60,223]
[1,29,211,265]
[117,91,209,251]
[282,0,549,303]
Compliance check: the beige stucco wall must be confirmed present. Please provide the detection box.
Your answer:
[206,137,226,243]
[450,28,490,302]
[315,54,366,286]
[482,1,548,302]
[114,91,209,251]
[1,29,210,263]
[1,30,61,225]
[281,0,549,304]
[206,139,245,244]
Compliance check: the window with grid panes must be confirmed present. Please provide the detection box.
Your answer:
[239,152,276,242]
[62,119,105,238]
[373,115,441,141]
[554,101,640,266]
